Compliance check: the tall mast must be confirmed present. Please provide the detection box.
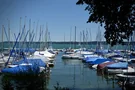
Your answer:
[64,32,65,48]
[80,32,82,48]
[86,28,88,48]
[45,23,48,49]
[32,22,35,48]
[35,21,39,42]
[7,19,10,50]
[39,25,41,50]
[74,26,76,49]
[70,27,72,48]
[19,17,22,49]
[2,25,4,52]
[29,19,31,48]
[42,25,44,49]
[83,30,85,48]
[89,28,92,48]
[24,16,26,48]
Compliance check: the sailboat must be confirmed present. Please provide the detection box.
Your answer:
[1,32,48,75]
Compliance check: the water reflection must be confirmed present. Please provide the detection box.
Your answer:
[62,59,82,65]
[1,73,50,90]
[55,58,121,90]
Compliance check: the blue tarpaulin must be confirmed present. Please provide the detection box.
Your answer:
[106,62,128,69]
[2,65,40,74]
[85,57,104,63]
[2,58,46,74]
[90,58,112,65]
[12,59,46,67]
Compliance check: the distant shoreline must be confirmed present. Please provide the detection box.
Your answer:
[0,41,133,45]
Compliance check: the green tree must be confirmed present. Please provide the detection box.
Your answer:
[76,0,135,46]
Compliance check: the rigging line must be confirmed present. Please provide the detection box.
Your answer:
[21,30,30,51]
[3,25,9,41]
[5,33,20,67]
[0,53,6,63]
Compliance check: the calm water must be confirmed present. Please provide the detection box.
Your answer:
[47,52,122,90]
[0,52,124,90]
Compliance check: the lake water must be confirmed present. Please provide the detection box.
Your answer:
[0,52,124,90]
[47,52,122,90]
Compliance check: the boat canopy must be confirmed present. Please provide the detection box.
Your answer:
[97,61,115,69]
[2,58,46,74]
[85,57,104,63]
[106,62,128,69]
[90,58,112,65]
[2,64,40,74]
[12,58,46,67]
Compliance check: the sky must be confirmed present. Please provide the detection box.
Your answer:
[0,0,105,42]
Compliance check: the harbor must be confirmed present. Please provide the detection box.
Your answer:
[0,0,135,90]
[0,43,135,90]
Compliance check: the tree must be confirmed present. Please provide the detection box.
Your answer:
[76,0,135,46]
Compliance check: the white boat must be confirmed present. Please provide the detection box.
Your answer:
[92,64,98,69]
[62,53,81,59]
[116,73,135,78]
[122,67,135,73]
[34,49,55,59]
[107,68,128,74]
[0,55,14,67]
[107,67,135,74]
[84,54,99,58]
[75,50,94,55]
[105,62,128,74]
[28,54,55,67]
[28,55,49,62]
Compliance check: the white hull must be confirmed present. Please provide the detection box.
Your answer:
[116,74,135,78]
[106,67,135,74]
[76,51,94,55]
[28,55,50,62]
[8,64,46,73]
[62,53,80,59]
[34,50,55,58]
[107,69,126,74]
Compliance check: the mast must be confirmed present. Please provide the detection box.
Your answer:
[2,25,4,52]
[29,19,31,48]
[19,17,22,49]
[35,21,39,49]
[32,22,35,48]
[89,29,92,49]
[70,27,72,48]
[64,32,65,48]
[45,23,48,49]
[74,26,76,49]
[39,25,41,50]
[86,29,88,48]
[42,25,44,49]
[83,30,85,48]
[23,16,26,48]
[80,31,82,48]
[8,19,10,50]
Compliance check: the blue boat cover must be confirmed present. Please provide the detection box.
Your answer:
[85,57,104,63]
[12,59,46,67]
[106,62,128,69]
[90,58,112,65]
[2,58,46,74]
[95,49,108,54]
[2,64,40,74]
